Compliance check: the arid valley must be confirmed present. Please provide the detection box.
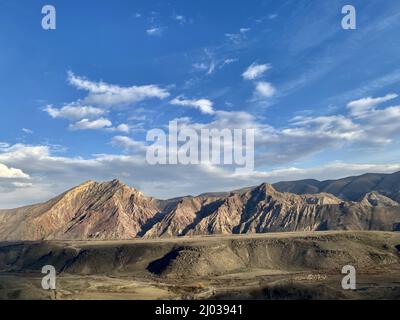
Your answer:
[1,232,400,300]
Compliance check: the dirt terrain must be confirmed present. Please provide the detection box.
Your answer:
[1,231,399,300]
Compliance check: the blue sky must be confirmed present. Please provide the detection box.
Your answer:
[1,0,400,208]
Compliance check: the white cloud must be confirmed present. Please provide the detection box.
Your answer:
[0,163,30,179]
[283,115,361,142]
[44,104,106,120]
[67,71,170,107]
[171,96,215,115]
[255,81,276,98]
[114,124,130,133]
[220,58,238,69]
[225,33,243,44]
[174,15,187,24]
[111,136,146,152]
[105,124,131,134]
[69,118,112,131]
[225,28,250,45]
[242,63,271,80]
[45,104,131,133]
[42,72,171,134]
[193,62,209,71]
[192,49,236,75]
[22,128,34,134]
[347,93,398,117]
[193,49,217,75]
[146,27,163,36]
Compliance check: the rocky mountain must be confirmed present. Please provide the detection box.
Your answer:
[0,180,160,240]
[0,172,400,240]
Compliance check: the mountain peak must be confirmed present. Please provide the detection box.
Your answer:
[103,179,127,188]
[77,179,135,193]
[57,179,142,209]
[258,183,277,194]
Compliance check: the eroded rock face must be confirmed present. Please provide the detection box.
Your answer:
[0,179,399,240]
[361,192,400,207]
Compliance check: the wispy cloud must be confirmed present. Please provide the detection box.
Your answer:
[68,118,131,133]
[225,27,251,45]
[242,63,271,80]
[171,96,215,115]
[239,27,251,33]
[22,128,34,135]
[69,118,112,131]
[106,124,131,134]
[174,15,188,25]
[67,71,170,107]
[192,49,218,75]
[221,58,238,67]
[347,93,398,117]
[44,104,106,120]
[146,27,163,36]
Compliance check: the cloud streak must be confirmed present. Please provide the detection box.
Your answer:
[44,105,106,120]
[69,118,113,131]
[67,71,170,107]
[242,63,271,80]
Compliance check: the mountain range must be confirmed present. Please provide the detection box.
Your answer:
[0,171,400,240]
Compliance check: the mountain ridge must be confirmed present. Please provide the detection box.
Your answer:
[0,171,400,240]
[273,171,400,202]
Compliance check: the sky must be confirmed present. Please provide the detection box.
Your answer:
[1,0,400,208]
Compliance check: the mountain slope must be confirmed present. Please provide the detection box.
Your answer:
[0,173,400,240]
[0,180,160,240]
